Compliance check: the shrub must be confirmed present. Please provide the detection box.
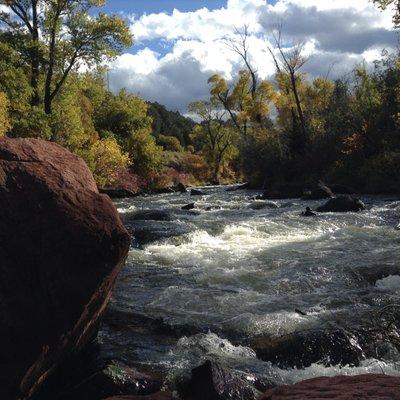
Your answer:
[83,137,130,188]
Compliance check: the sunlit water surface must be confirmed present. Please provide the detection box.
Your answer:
[99,186,400,387]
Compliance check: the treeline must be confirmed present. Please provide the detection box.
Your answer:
[190,31,400,193]
[1,0,399,194]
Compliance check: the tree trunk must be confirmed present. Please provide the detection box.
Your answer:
[30,0,40,107]
[290,72,307,153]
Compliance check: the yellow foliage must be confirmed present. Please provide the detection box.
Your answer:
[86,137,130,187]
[0,91,10,136]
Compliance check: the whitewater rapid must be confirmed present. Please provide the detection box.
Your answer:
[100,186,400,387]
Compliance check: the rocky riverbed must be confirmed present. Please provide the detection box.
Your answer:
[96,185,400,396]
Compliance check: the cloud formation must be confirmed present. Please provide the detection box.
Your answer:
[109,0,396,112]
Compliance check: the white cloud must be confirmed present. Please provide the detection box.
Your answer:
[109,0,396,112]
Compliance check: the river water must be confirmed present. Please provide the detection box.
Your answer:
[100,186,400,389]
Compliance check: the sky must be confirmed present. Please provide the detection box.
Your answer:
[103,0,397,113]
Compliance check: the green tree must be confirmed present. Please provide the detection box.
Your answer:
[93,88,163,177]
[0,0,132,118]
[157,134,184,152]
[189,99,238,183]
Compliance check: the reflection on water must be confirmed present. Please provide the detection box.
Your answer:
[100,186,400,385]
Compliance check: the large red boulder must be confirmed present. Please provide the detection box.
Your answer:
[0,138,130,399]
[260,374,400,399]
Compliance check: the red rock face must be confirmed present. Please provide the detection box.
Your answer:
[261,374,400,399]
[0,138,130,399]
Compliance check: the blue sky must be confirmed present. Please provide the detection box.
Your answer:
[103,0,396,112]
[102,0,228,15]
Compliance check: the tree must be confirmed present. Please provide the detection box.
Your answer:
[92,88,163,178]
[209,26,275,138]
[0,91,10,136]
[0,0,132,118]
[189,99,238,183]
[157,134,184,152]
[268,30,309,154]
[85,137,130,187]
[373,0,400,27]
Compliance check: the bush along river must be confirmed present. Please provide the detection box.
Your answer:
[99,186,400,396]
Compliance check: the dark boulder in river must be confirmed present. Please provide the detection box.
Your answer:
[317,195,366,213]
[0,138,130,399]
[182,202,195,210]
[260,374,400,400]
[174,182,188,193]
[57,360,161,400]
[128,220,194,247]
[180,360,263,400]
[250,329,364,368]
[129,209,172,221]
[191,188,205,196]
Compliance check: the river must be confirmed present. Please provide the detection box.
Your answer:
[99,186,400,390]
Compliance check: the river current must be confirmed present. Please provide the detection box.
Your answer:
[99,186,400,388]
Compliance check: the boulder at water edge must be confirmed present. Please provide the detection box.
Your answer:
[260,374,400,400]
[317,195,366,212]
[0,138,130,399]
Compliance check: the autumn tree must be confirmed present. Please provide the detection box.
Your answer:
[0,0,132,119]
[209,27,275,138]
[93,88,163,178]
[267,30,309,154]
[189,99,238,183]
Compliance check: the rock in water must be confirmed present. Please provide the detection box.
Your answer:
[175,182,188,193]
[317,195,366,212]
[250,329,364,368]
[57,360,162,400]
[129,210,172,221]
[0,138,130,399]
[191,188,205,196]
[260,374,400,400]
[181,360,262,400]
[182,203,195,210]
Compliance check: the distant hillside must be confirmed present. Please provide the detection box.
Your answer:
[147,101,195,147]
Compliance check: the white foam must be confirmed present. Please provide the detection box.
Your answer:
[277,359,400,384]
